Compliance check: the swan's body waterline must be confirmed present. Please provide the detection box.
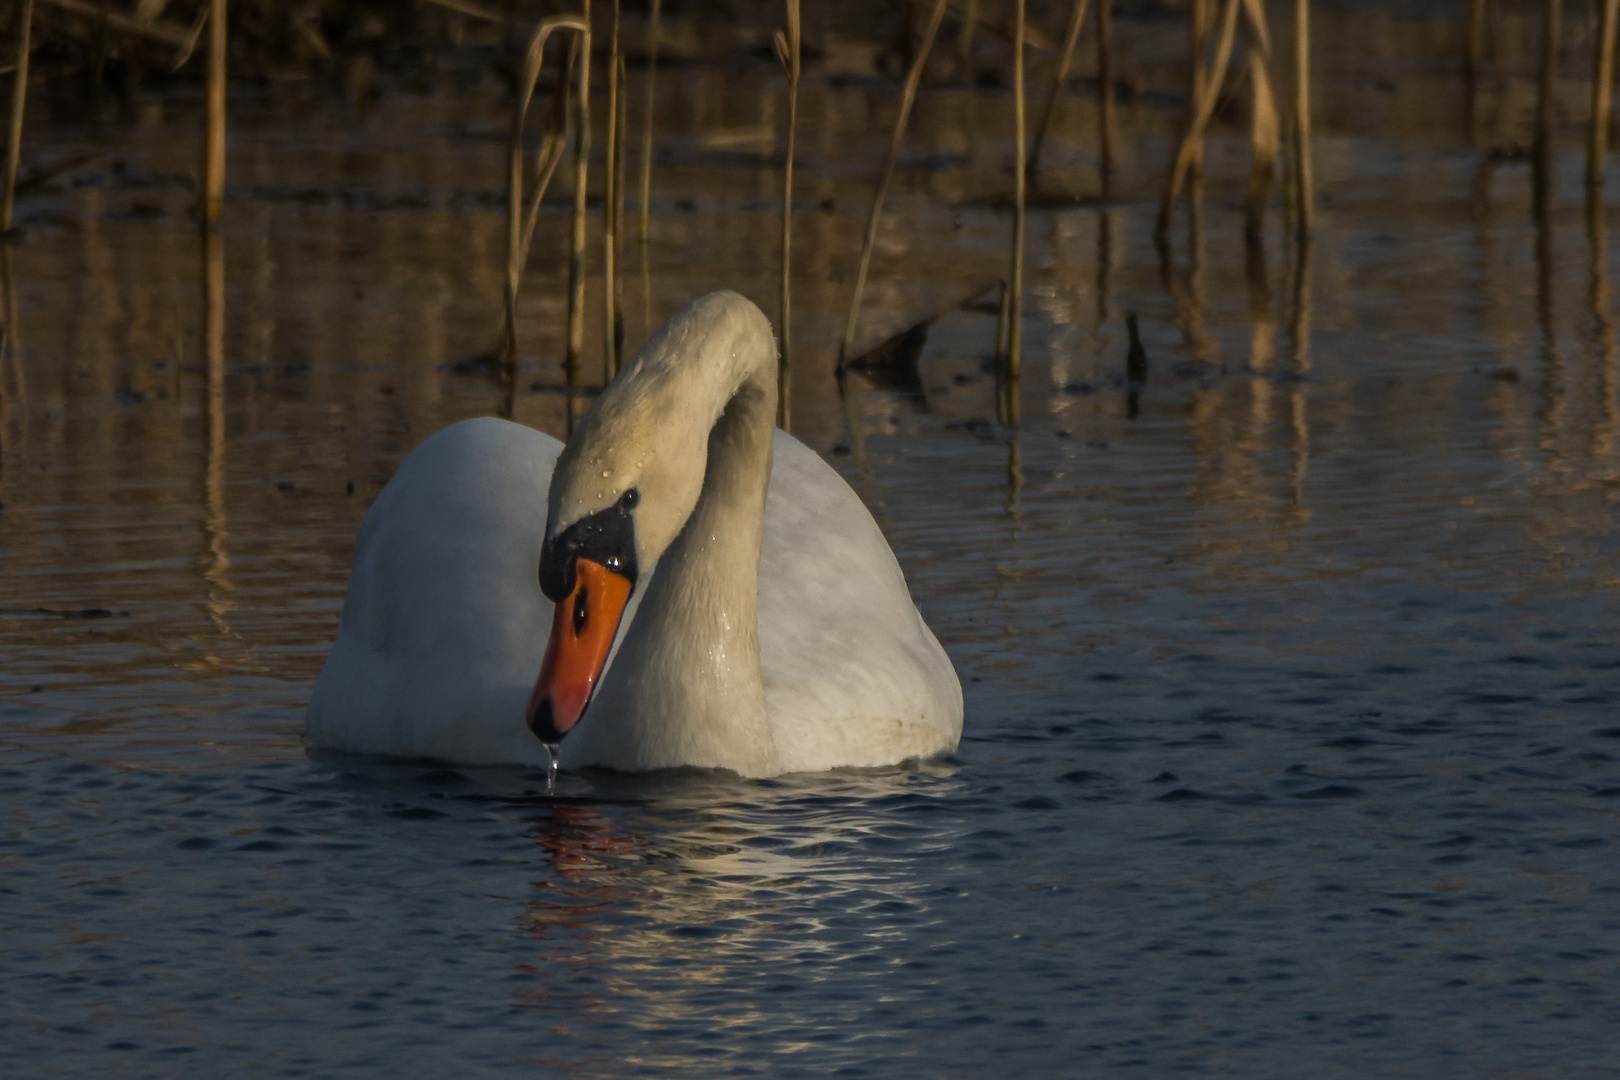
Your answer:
[305,292,962,776]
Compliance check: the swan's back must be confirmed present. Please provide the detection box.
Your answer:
[306,417,561,765]
[757,434,963,770]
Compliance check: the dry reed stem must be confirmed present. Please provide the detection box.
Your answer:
[1590,0,1620,188]
[200,0,225,231]
[3,0,34,234]
[1466,0,1487,83]
[170,6,209,72]
[1244,9,1277,243]
[566,5,593,402]
[1239,0,1270,57]
[1097,0,1114,186]
[840,0,949,366]
[1026,0,1089,179]
[1156,0,1241,238]
[0,244,24,454]
[956,4,1053,52]
[1534,0,1561,215]
[37,0,190,48]
[637,0,660,246]
[776,0,800,430]
[1247,55,1279,241]
[613,53,626,362]
[519,37,578,269]
[957,0,977,73]
[602,0,621,380]
[1005,0,1025,422]
[505,17,586,374]
[1293,0,1312,238]
[1186,0,1211,181]
[994,277,1010,367]
[200,227,231,632]
[420,0,505,24]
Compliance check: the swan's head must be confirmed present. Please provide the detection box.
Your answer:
[525,291,776,743]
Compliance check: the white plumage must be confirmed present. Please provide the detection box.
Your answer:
[306,292,962,775]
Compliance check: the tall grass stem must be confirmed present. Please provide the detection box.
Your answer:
[566,5,593,408]
[1026,0,1089,179]
[777,0,800,430]
[1157,0,1242,237]
[1533,0,1561,216]
[603,0,621,380]
[1589,0,1620,188]
[636,0,660,246]
[1005,0,1025,427]
[201,0,226,230]
[1293,0,1313,238]
[840,0,949,366]
[2,0,33,234]
[504,16,588,380]
[1097,0,1115,187]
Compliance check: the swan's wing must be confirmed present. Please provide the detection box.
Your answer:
[305,417,561,765]
[758,432,963,770]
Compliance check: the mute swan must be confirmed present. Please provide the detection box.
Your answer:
[305,291,962,776]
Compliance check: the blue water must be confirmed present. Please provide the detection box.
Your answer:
[4,8,1620,1074]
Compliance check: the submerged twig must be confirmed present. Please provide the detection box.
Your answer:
[840,0,949,366]
[2,0,34,234]
[845,281,996,373]
[776,0,800,430]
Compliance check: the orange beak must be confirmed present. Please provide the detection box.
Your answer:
[526,557,633,742]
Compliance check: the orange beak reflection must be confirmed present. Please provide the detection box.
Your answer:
[527,557,633,742]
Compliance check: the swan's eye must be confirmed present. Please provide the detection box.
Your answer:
[573,587,588,635]
[619,488,639,511]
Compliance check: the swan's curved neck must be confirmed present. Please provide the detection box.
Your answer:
[557,293,780,775]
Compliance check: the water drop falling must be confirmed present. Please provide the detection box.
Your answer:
[543,743,560,796]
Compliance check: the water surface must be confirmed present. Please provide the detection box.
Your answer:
[3,7,1620,1075]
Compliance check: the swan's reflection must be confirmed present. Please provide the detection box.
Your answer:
[511,762,965,1053]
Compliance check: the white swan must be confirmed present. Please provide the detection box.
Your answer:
[305,291,962,776]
